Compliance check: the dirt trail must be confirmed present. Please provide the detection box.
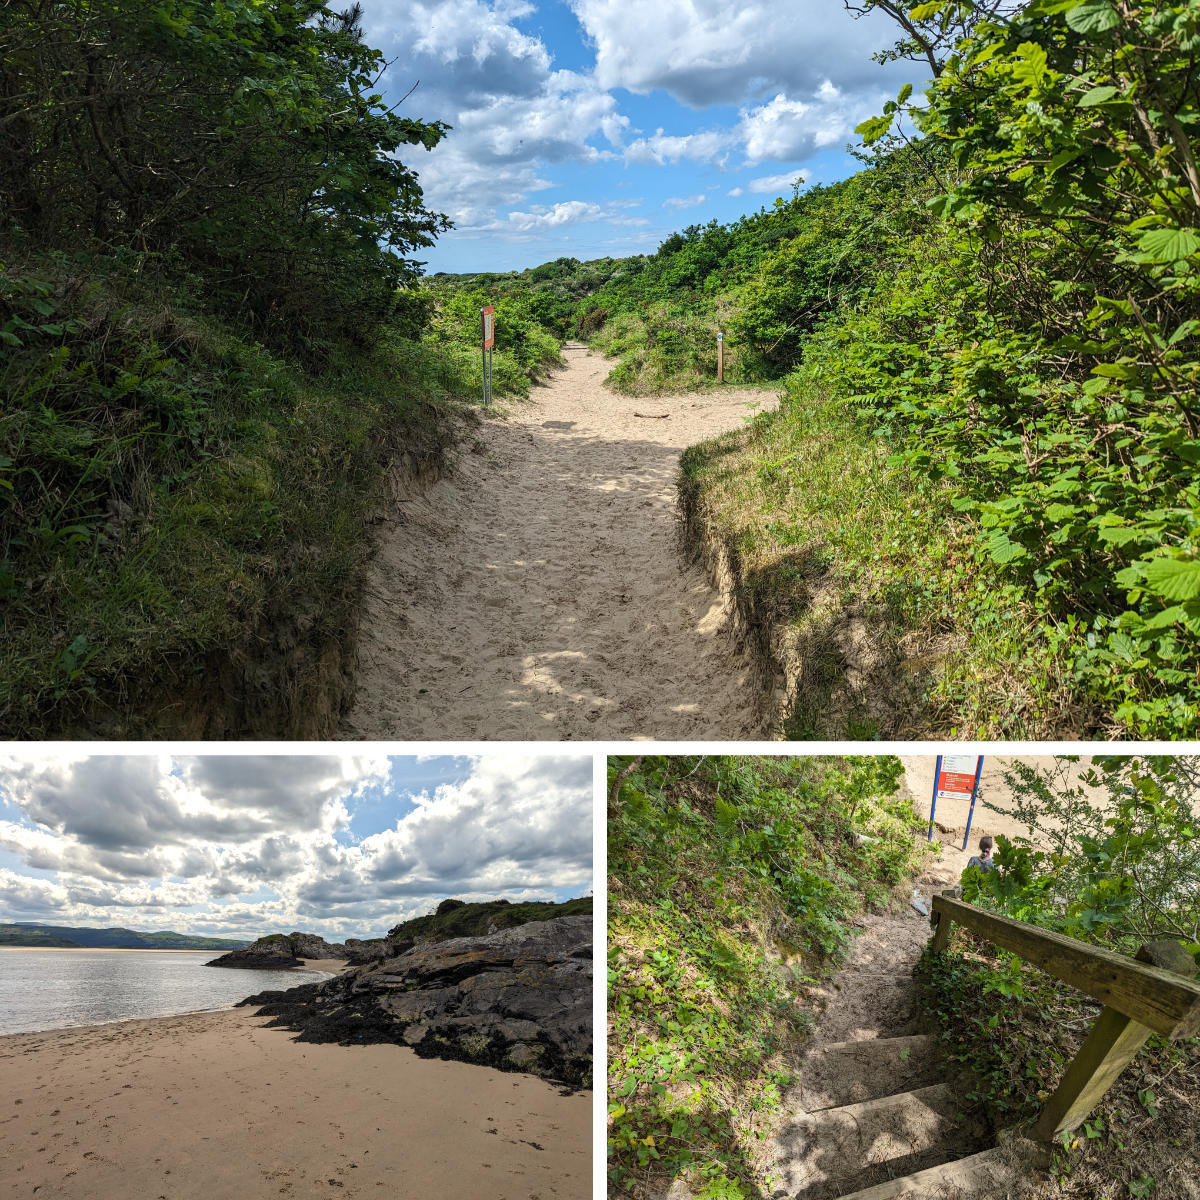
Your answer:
[339,344,776,740]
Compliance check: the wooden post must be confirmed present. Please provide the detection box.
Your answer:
[717,331,724,383]
[931,911,951,952]
[1033,940,1199,1143]
[1033,1007,1153,1141]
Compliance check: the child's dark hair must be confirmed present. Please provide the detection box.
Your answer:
[979,835,995,853]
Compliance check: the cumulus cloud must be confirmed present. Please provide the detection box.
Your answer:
[338,0,917,261]
[735,170,809,197]
[0,755,592,939]
[569,0,912,107]
[507,200,606,230]
[623,128,732,168]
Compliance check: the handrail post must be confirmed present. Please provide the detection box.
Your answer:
[1033,940,1198,1143]
[1032,1007,1153,1142]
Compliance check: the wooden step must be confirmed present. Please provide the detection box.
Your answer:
[800,1035,941,1110]
[828,1147,1015,1199]
[767,1083,977,1199]
[810,973,918,1043]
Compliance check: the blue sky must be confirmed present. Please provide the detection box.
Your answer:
[0,754,593,939]
[360,0,921,273]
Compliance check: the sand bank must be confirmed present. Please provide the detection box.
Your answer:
[0,1007,590,1199]
[295,957,349,974]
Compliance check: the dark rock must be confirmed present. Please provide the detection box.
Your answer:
[239,916,592,1087]
[206,930,348,970]
[343,938,396,965]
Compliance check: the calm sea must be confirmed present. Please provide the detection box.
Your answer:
[0,949,330,1035]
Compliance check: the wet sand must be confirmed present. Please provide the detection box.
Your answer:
[0,1007,590,1199]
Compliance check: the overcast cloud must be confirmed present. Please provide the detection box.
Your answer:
[0,754,593,940]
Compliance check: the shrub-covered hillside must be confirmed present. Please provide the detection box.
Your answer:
[0,1,554,736]
[607,754,929,1200]
[473,0,1200,738]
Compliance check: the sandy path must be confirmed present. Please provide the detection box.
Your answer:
[0,1007,590,1200]
[339,344,776,740]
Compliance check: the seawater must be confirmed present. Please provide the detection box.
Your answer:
[0,949,329,1035]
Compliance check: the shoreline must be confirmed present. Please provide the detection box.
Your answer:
[0,946,232,953]
[0,1006,590,1198]
[0,956,348,1038]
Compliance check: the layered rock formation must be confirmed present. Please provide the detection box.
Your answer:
[239,914,592,1087]
[206,931,348,970]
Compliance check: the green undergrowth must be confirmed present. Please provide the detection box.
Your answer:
[386,895,592,943]
[607,754,930,1200]
[424,283,563,397]
[0,248,485,735]
[680,377,1105,739]
[587,299,760,395]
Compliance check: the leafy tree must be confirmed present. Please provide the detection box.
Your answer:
[964,756,1200,957]
[1,0,450,355]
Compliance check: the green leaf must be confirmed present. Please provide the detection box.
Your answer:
[987,530,1027,564]
[1077,85,1118,106]
[1011,42,1049,88]
[1142,557,1200,601]
[1137,227,1200,263]
[855,114,895,145]
[1065,1,1120,33]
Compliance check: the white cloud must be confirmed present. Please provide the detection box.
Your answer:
[741,170,809,195]
[737,87,865,164]
[506,200,606,230]
[663,194,707,211]
[0,755,592,939]
[568,0,914,107]
[623,128,733,167]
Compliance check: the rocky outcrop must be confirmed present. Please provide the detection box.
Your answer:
[239,915,592,1086]
[344,938,395,964]
[206,931,348,970]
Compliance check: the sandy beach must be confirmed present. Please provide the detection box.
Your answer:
[0,1006,591,1199]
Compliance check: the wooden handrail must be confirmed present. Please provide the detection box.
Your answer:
[930,893,1200,1037]
[929,892,1200,1142]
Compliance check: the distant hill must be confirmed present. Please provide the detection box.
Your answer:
[0,930,81,947]
[0,923,251,950]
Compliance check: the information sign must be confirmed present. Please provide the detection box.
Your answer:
[937,755,982,801]
[480,305,495,406]
[927,753,985,844]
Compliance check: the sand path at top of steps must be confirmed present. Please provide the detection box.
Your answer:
[338,343,777,740]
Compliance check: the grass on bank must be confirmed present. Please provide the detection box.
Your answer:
[587,298,765,396]
[679,376,1107,740]
[607,754,931,1200]
[0,249,552,736]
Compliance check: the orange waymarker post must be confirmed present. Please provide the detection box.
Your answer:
[480,305,495,406]
[717,330,724,383]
